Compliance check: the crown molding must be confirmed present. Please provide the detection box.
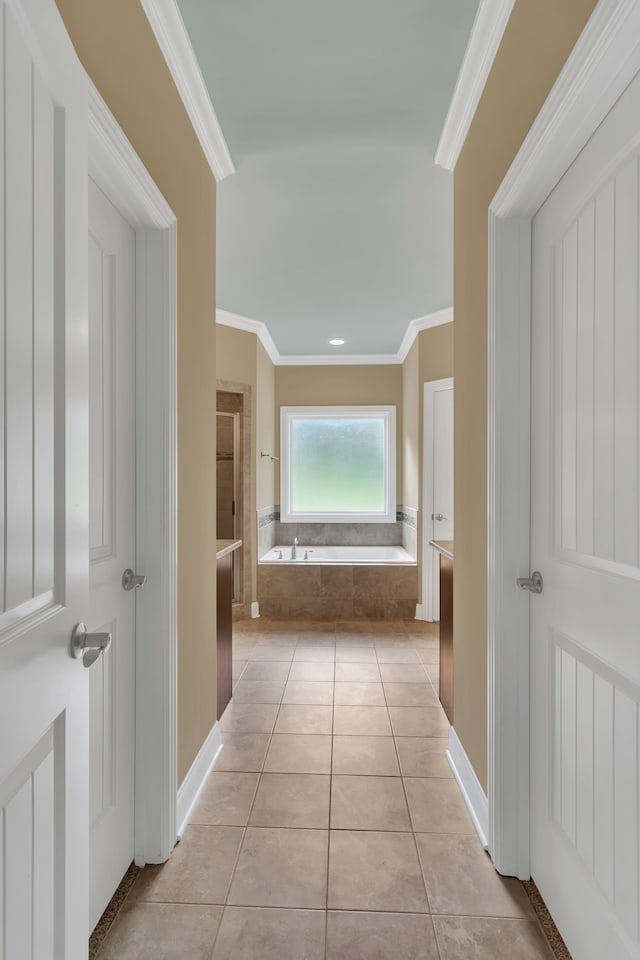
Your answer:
[491,0,640,218]
[216,309,280,364]
[396,307,453,363]
[435,0,516,171]
[275,353,401,366]
[140,0,234,182]
[216,307,452,366]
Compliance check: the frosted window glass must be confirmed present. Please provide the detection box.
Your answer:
[291,417,385,512]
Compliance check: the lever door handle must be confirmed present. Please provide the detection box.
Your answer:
[434,513,447,522]
[516,571,543,594]
[70,622,112,668]
[122,568,147,591]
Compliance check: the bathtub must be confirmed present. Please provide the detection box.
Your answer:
[260,545,415,565]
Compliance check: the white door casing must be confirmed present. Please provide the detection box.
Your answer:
[530,68,640,960]
[88,179,136,929]
[488,0,640,925]
[0,0,89,956]
[422,378,454,621]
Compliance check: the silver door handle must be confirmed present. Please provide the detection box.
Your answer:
[516,571,543,594]
[70,622,112,668]
[122,568,147,591]
[434,513,447,522]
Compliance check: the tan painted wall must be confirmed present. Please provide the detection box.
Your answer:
[453,0,597,789]
[57,0,218,784]
[274,365,404,498]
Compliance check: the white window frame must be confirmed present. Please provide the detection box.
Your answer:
[280,405,396,524]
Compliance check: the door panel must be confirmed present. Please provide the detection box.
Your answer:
[423,378,453,621]
[0,0,89,955]
[531,69,640,960]
[88,179,136,930]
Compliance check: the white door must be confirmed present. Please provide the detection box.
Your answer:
[88,180,137,928]
[0,1,90,957]
[423,378,453,620]
[531,69,640,960]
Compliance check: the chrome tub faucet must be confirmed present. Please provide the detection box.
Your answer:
[291,537,298,560]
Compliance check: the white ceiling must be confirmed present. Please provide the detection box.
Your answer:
[176,0,480,357]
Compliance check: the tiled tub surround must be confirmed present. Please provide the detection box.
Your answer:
[260,505,417,557]
[94,619,555,960]
[257,506,278,559]
[258,557,418,619]
[400,505,418,560]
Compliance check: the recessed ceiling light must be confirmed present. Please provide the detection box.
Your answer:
[329,338,345,346]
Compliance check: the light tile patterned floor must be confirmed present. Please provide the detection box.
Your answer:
[96,619,554,960]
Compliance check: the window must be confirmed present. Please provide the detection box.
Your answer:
[280,406,396,523]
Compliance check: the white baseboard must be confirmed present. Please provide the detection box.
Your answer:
[251,601,260,619]
[447,726,489,850]
[176,721,223,839]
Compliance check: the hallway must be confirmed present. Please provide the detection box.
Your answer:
[95,620,554,959]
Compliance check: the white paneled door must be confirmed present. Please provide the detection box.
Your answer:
[0,0,89,957]
[88,180,137,929]
[423,378,453,620]
[531,69,640,960]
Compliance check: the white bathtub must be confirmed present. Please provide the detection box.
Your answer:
[260,545,415,565]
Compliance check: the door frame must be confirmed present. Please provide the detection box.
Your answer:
[422,377,454,622]
[88,83,178,865]
[488,0,640,879]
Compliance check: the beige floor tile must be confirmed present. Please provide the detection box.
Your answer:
[334,662,381,682]
[250,773,330,828]
[191,772,259,826]
[240,661,291,682]
[405,778,473,834]
[249,646,296,661]
[228,827,328,908]
[418,650,440,665]
[424,665,439,683]
[231,680,286,704]
[416,834,534,918]
[333,705,392,736]
[383,682,439,707]
[332,735,400,776]
[216,733,271,772]
[335,646,378,662]
[388,706,449,737]
[274,703,333,735]
[326,911,439,960]
[220,703,279,734]
[294,646,335,661]
[395,737,452,778]
[264,734,332,773]
[375,648,420,663]
[212,907,326,960]
[433,917,553,960]
[328,830,428,913]
[232,661,248,681]
[288,661,335,681]
[131,825,243,904]
[331,775,411,831]
[96,902,223,960]
[334,634,375,646]
[282,680,334,704]
[334,681,386,705]
[379,662,429,683]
